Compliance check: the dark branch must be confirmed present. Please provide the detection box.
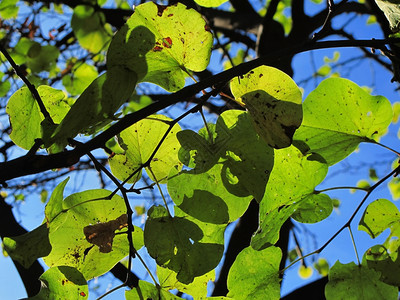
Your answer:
[0,38,396,183]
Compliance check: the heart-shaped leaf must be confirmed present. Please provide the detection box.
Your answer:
[230,66,303,149]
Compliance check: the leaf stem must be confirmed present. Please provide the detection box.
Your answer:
[315,186,368,193]
[134,248,159,286]
[96,283,126,300]
[147,166,172,217]
[199,107,214,144]
[374,141,400,156]
[348,226,360,265]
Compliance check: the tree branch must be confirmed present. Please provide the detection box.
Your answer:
[0,38,396,183]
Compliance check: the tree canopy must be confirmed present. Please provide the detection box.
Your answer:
[1,0,400,299]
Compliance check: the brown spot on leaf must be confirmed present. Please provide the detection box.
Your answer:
[168,13,173,17]
[83,214,129,253]
[80,292,86,297]
[204,24,211,32]
[153,46,163,52]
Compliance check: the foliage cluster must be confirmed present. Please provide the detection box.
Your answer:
[1,0,400,299]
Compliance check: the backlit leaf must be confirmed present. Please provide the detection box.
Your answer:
[30,266,88,300]
[62,63,99,96]
[27,45,60,73]
[388,177,400,200]
[363,244,400,286]
[109,114,182,183]
[230,66,302,149]
[168,164,252,224]
[6,85,70,150]
[314,258,329,276]
[251,146,329,250]
[144,205,225,284]
[49,66,137,152]
[125,280,181,300]
[227,246,281,300]
[107,2,213,91]
[193,0,228,7]
[294,78,392,165]
[43,189,140,279]
[291,193,333,223]
[0,0,18,19]
[3,224,51,269]
[71,5,112,53]
[325,261,397,300]
[158,266,214,298]
[359,198,400,239]
[298,265,313,279]
[175,110,273,202]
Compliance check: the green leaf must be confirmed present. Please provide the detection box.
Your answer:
[107,2,213,91]
[369,168,379,181]
[392,102,400,123]
[176,110,273,202]
[109,114,182,183]
[71,5,112,53]
[3,224,51,268]
[168,164,252,224]
[144,206,225,284]
[291,193,333,223]
[193,0,228,7]
[49,66,137,152]
[6,86,70,150]
[0,0,18,19]
[122,95,153,114]
[363,244,400,286]
[40,189,48,203]
[358,198,400,239]
[0,72,11,97]
[314,258,329,276]
[125,280,181,300]
[27,45,60,73]
[230,66,303,149]
[358,179,371,189]
[316,65,331,77]
[251,146,329,250]
[367,15,377,25]
[388,177,400,200]
[227,246,281,300]
[158,266,214,298]
[294,78,393,165]
[325,261,397,300]
[374,0,400,32]
[10,38,36,65]
[298,265,313,279]
[62,63,99,96]
[43,189,138,279]
[29,266,88,300]
[45,178,70,223]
